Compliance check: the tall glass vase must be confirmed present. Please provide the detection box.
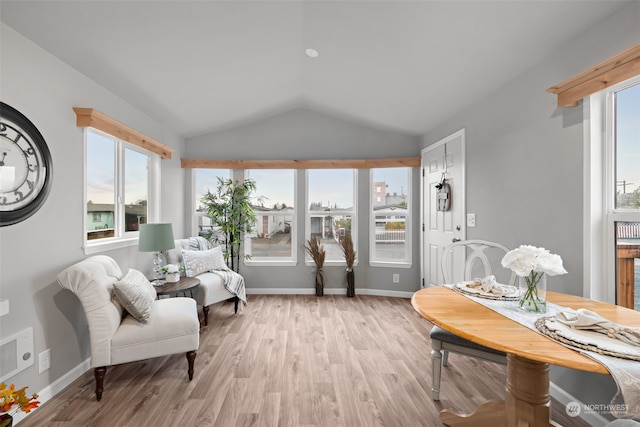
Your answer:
[518,272,547,313]
[315,268,324,297]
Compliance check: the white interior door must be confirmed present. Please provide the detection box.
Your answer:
[421,129,466,286]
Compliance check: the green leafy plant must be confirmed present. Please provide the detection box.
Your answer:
[201,178,263,273]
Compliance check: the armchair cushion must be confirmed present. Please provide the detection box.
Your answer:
[113,269,157,323]
[111,297,200,365]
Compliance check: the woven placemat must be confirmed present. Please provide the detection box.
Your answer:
[453,283,520,301]
[535,317,640,361]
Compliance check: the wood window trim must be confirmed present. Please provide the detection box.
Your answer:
[547,43,640,107]
[181,157,420,170]
[73,108,175,159]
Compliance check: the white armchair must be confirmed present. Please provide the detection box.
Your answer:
[57,255,200,401]
[166,238,241,325]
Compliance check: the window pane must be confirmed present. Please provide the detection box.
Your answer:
[247,169,295,259]
[124,148,148,232]
[308,169,355,262]
[195,168,230,212]
[615,221,640,310]
[371,167,410,263]
[615,83,640,209]
[194,168,229,236]
[86,132,115,240]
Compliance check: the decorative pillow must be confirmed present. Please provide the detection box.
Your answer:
[181,246,227,277]
[112,269,156,323]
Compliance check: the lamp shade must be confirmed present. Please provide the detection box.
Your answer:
[138,223,175,252]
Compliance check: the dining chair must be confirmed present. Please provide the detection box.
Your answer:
[430,239,515,400]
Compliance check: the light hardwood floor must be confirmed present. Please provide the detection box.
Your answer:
[20,295,591,426]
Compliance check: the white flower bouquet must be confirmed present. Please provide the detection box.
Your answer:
[501,245,567,312]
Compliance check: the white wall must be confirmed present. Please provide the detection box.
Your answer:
[186,108,422,294]
[0,23,186,402]
[420,2,640,420]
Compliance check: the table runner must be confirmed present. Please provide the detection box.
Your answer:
[445,285,640,419]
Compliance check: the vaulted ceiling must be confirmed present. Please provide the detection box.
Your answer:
[1,1,631,139]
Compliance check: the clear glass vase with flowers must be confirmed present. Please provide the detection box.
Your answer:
[501,245,567,313]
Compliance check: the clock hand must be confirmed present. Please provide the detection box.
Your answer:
[0,151,6,166]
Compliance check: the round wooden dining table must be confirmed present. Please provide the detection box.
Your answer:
[411,286,640,427]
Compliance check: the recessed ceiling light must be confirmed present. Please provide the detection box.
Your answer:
[305,48,319,58]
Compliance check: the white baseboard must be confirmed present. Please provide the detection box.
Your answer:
[246,288,414,298]
[550,381,609,427]
[15,358,91,425]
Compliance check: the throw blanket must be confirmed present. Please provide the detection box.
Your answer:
[188,237,247,305]
[211,269,247,304]
[189,236,213,251]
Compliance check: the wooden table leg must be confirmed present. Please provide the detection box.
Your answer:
[440,400,506,426]
[505,354,550,427]
[440,354,551,427]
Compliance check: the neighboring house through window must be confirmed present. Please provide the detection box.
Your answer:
[85,128,159,253]
[306,169,357,266]
[244,169,296,265]
[370,167,412,267]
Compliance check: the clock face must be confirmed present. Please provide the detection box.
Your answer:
[0,103,52,226]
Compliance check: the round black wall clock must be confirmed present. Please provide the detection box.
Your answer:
[0,102,53,226]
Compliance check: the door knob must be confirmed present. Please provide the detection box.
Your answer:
[452,238,461,242]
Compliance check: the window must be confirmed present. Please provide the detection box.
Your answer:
[244,169,296,265]
[587,75,640,310]
[370,167,411,267]
[85,128,159,253]
[306,169,356,265]
[608,79,640,310]
[193,168,230,237]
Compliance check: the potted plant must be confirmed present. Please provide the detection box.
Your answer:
[304,235,326,296]
[0,382,40,427]
[339,233,356,297]
[200,178,263,273]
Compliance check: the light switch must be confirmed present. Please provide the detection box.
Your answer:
[0,299,8,317]
[467,214,476,227]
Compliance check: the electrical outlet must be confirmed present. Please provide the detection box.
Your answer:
[467,213,476,227]
[392,274,400,283]
[39,349,50,373]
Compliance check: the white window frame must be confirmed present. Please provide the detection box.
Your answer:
[369,168,412,268]
[83,128,160,254]
[584,75,640,303]
[305,169,358,267]
[244,169,298,267]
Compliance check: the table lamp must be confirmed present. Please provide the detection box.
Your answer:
[138,223,175,284]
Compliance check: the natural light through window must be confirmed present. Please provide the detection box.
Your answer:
[610,80,640,310]
[370,167,411,267]
[85,128,157,251]
[245,169,296,264]
[194,168,230,237]
[306,169,356,265]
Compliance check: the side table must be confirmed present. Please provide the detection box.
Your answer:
[154,277,200,299]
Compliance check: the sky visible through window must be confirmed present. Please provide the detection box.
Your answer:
[86,131,149,204]
[616,83,640,199]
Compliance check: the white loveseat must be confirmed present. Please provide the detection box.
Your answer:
[166,238,240,325]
